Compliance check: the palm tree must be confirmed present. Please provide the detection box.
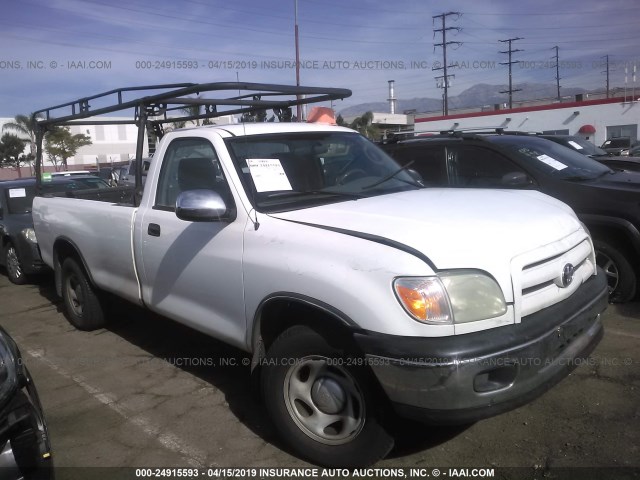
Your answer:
[350,111,379,140]
[2,114,39,174]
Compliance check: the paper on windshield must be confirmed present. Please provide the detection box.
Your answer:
[568,141,583,150]
[8,188,26,198]
[246,159,293,192]
[537,154,567,171]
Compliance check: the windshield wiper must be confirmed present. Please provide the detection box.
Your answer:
[562,175,592,181]
[361,160,423,190]
[264,190,365,199]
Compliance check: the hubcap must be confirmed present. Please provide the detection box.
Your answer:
[6,247,22,281]
[66,274,84,317]
[596,250,619,294]
[283,357,365,445]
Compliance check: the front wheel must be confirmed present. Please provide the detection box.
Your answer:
[5,243,28,285]
[261,326,394,467]
[594,239,637,303]
[61,257,107,330]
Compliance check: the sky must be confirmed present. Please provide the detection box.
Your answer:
[1,0,640,117]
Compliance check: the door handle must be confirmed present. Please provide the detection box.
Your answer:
[148,223,161,237]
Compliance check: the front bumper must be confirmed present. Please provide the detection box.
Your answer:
[354,271,608,424]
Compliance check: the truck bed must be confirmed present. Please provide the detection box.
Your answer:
[32,195,141,304]
[45,185,137,205]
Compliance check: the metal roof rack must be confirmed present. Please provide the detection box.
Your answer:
[32,81,351,200]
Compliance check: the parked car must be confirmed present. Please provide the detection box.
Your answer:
[118,158,151,187]
[0,176,109,284]
[381,132,640,303]
[600,137,635,156]
[540,135,640,172]
[0,325,53,479]
[50,170,92,177]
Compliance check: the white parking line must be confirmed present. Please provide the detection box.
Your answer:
[26,348,208,467]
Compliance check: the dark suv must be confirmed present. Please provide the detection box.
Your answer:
[541,135,640,172]
[600,137,639,156]
[381,132,640,303]
[0,176,109,284]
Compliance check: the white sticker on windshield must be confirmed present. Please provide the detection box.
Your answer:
[568,141,583,150]
[8,188,27,198]
[537,154,567,171]
[246,159,293,192]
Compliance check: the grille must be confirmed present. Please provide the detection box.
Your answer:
[513,234,596,319]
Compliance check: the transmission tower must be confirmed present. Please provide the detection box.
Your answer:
[552,46,561,100]
[432,12,462,116]
[499,37,523,109]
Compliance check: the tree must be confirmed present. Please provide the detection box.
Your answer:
[336,114,346,127]
[349,111,380,140]
[44,127,92,171]
[0,133,28,177]
[2,113,40,174]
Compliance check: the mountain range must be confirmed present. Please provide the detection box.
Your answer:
[339,83,593,117]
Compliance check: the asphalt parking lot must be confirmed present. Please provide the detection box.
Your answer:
[0,272,638,477]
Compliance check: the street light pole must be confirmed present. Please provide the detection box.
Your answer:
[294,0,302,120]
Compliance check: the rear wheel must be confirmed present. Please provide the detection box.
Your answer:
[5,242,28,285]
[594,239,637,303]
[61,257,107,330]
[261,325,394,467]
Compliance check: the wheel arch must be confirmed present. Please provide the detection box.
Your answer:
[249,293,361,371]
[580,215,640,259]
[52,236,97,297]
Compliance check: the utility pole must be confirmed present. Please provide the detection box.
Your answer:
[552,45,561,100]
[601,55,610,98]
[294,0,302,120]
[432,12,462,116]
[499,37,523,109]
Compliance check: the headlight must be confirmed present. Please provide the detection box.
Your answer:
[620,149,630,156]
[22,228,37,243]
[394,271,507,325]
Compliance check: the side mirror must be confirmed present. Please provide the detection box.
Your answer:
[406,168,425,185]
[175,190,235,222]
[501,171,532,187]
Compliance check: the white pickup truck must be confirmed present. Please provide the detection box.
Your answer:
[31,84,608,467]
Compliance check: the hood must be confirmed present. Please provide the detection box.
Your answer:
[582,170,640,192]
[271,189,582,280]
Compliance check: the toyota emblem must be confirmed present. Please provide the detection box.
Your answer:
[561,263,575,288]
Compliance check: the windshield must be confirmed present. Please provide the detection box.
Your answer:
[559,137,608,156]
[602,138,630,148]
[225,131,421,212]
[489,136,612,180]
[5,179,109,214]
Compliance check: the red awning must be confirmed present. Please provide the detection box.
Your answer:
[578,124,596,134]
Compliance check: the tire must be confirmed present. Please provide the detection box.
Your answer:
[594,239,637,303]
[5,242,28,285]
[261,326,394,467]
[61,257,107,330]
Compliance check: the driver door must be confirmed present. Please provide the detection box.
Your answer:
[136,136,247,347]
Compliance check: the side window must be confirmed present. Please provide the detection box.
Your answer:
[450,146,526,187]
[388,144,447,185]
[155,138,232,210]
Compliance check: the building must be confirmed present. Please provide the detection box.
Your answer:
[0,115,237,179]
[413,93,640,146]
